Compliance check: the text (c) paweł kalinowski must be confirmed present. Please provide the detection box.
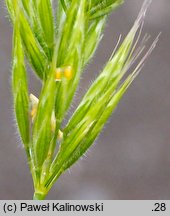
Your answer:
[20,202,104,212]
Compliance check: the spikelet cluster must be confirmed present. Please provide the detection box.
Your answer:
[5,0,158,199]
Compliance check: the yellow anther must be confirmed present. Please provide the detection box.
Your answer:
[64,66,72,80]
[55,68,62,81]
[55,66,73,81]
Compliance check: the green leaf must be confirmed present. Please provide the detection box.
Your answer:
[83,17,106,65]
[37,0,54,58]
[19,10,48,80]
[55,0,86,123]
[22,0,53,61]
[88,0,124,20]
[12,8,30,149]
[5,0,15,21]
[21,0,30,15]
[57,0,85,65]
[60,0,68,12]
[32,70,56,169]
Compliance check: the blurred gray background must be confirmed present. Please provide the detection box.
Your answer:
[0,0,170,199]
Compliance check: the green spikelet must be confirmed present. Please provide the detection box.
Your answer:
[5,0,158,199]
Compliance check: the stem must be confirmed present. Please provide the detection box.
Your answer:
[33,192,47,200]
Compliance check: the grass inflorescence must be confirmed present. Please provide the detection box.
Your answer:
[5,0,159,199]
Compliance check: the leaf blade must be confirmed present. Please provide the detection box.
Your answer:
[19,9,48,80]
[12,7,30,149]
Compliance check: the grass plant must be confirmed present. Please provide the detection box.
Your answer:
[5,0,159,199]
